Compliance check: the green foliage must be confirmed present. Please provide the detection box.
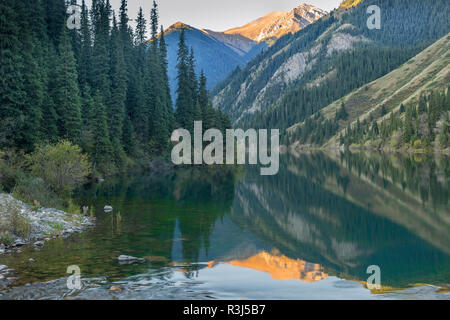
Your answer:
[0,200,32,241]
[174,30,231,135]
[342,88,449,150]
[0,0,184,175]
[28,141,91,196]
[213,0,450,146]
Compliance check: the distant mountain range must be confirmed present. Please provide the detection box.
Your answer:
[224,3,327,44]
[212,0,450,136]
[160,3,326,98]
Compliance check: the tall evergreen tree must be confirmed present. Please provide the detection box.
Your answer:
[52,28,82,142]
[78,0,92,88]
[109,16,127,162]
[91,92,113,170]
[175,29,195,131]
[0,1,26,148]
[159,26,174,132]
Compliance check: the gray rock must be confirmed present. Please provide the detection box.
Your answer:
[104,206,113,212]
[0,194,94,246]
[13,239,27,247]
[34,241,45,246]
[117,255,145,263]
[29,258,35,263]
[0,265,7,271]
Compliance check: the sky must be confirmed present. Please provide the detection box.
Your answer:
[85,0,341,32]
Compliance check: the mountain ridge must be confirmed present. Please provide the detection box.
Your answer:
[159,3,326,98]
[223,4,327,44]
[212,0,450,137]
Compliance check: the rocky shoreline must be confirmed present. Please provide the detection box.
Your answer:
[0,194,94,285]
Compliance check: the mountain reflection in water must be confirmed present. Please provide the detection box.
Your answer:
[0,152,448,299]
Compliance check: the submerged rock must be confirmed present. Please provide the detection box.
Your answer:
[117,255,145,263]
[13,239,27,247]
[34,241,45,247]
[109,285,122,292]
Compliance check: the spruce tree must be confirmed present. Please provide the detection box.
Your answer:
[175,29,195,131]
[52,28,82,142]
[91,0,111,98]
[79,0,92,88]
[159,26,175,133]
[92,92,113,170]
[109,16,127,162]
[0,1,25,148]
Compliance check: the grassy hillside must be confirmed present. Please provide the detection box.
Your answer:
[287,33,450,152]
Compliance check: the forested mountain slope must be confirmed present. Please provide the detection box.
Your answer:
[161,22,266,99]
[287,33,450,151]
[161,4,326,99]
[212,0,450,135]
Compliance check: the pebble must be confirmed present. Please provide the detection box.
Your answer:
[0,275,4,280]
[34,241,45,246]
[13,239,27,247]
[29,258,35,263]
[0,265,8,272]
[6,277,18,281]
[109,285,122,292]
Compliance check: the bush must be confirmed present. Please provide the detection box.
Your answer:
[28,141,91,196]
[0,150,26,193]
[0,201,32,241]
[413,140,422,149]
[12,176,63,209]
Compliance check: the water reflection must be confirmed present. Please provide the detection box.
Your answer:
[231,152,449,290]
[0,152,448,299]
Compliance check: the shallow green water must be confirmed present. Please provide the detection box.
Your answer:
[0,152,449,299]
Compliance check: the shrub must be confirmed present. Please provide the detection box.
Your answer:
[0,150,26,193]
[413,140,422,149]
[0,201,32,241]
[28,141,91,196]
[12,176,63,209]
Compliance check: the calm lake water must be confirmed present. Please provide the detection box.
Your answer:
[0,152,449,300]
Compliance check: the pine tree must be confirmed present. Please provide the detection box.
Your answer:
[44,0,66,46]
[122,114,135,155]
[132,7,149,141]
[92,92,113,170]
[78,0,92,88]
[198,71,216,129]
[403,107,414,144]
[440,114,448,147]
[175,29,195,131]
[109,16,127,163]
[159,26,174,132]
[188,48,198,106]
[0,1,25,148]
[52,28,82,142]
[91,0,111,97]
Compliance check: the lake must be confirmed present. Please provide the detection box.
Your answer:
[0,152,449,299]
